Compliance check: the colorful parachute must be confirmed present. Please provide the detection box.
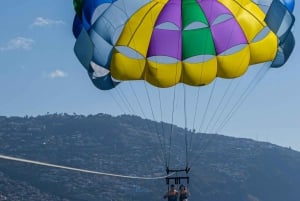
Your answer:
[72,0,295,90]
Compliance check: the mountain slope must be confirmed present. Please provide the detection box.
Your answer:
[0,114,300,201]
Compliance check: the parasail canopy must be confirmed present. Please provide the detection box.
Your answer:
[72,0,295,90]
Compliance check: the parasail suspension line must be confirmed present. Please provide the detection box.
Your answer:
[108,92,126,114]
[198,80,217,133]
[115,87,135,114]
[215,62,270,133]
[183,84,189,168]
[144,83,168,168]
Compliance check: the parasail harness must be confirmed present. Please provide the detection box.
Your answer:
[166,167,190,186]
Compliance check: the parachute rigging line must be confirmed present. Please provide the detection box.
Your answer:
[128,83,165,165]
[115,87,134,114]
[114,83,167,167]
[118,86,136,114]
[188,87,201,157]
[216,62,271,133]
[129,83,147,118]
[158,88,167,162]
[204,79,234,134]
[189,63,270,169]
[183,84,189,168]
[108,92,126,114]
[192,87,201,132]
[144,83,168,168]
[210,78,243,133]
[0,154,174,180]
[167,83,178,168]
[187,82,218,170]
[113,89,131,114]
[158,89,165,138]
[199,80,217,133]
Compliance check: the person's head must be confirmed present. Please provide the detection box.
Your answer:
[170,184,175,190]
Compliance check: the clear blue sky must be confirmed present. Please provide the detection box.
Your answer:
[0,0,299,150]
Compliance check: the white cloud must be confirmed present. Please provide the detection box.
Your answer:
[0,37,34,51]
[49,70,68,79]
[32,17,65,27]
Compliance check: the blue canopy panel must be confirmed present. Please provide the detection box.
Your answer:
[74,28,119,90]
[282,0,295,12]
[263,0,295,67]
[73,0,151,90]
[82,0,116,30]
[73,15,83,38]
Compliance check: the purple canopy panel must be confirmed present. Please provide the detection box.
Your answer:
[211,19,248,54]
[198,0,232,23]
[147,29,182,59]
[147,0,182,60]
[198,0,247,54]
[155,0,181,28]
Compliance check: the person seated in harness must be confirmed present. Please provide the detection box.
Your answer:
[163,184,178,201]
[179,184,189,201]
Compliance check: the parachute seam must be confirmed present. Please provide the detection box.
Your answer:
[126,2,158,47]
[231,0,265,27]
